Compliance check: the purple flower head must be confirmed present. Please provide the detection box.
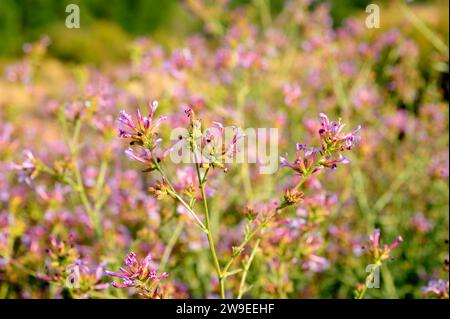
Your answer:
[165,48,193,78]
[280,144,319,176]
[106,252,168,298]
[117,100,167,140]
[282,83,302,107]
[318,113,361,151]
[117,100,171,170]
[422,279,449,299]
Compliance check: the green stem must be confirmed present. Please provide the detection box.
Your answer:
[294,169,313,190]
[153,162,207,233]
[73,159,102,239]
[237,238,260,299]
[222,204,283,275]
[160,218,184,270]
[195,163,224,298]
[356,261,381,299]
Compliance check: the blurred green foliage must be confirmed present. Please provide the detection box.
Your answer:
[0,0,446,64]
[0,0,179,56]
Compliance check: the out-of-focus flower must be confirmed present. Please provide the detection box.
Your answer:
[282,188,304,206]
[302,254,330,272]
[351,86,379,109]
[236,47,266,70]
[37,236,108,297]
[165,48,193,78]
[411,212,433,233]
[106,252,168,298]
[282,83,302,107]
[148,179,171,199]
[422,279,449,299]
[13,150,39,185]
[5,61,32,84]
[367,229,403,261]
[214,47,233,69]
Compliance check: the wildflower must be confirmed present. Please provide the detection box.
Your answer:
[42,235,78,266]
[282,188,304,206]
[280,144,320,176]
[185,107,244,171]
[302,255,330,272]
[318,113,361,152]
[411,212,432,233]
[37,235,108,297]
[166,48,193,78]
[13,150,39,185]
[118,101,167,145]
[124,147,172,170]
[118,101,171,171]
[368,229,403,261]
[106,252,168,298]
[422,279,449,299]
[244,206,259,221]
[282,83,302,107]
[319,154,351,170]
[148,179,171,199]
[205,122,244,162]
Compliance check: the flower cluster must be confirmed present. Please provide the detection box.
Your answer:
[280,113,361,176]
[118,101,171,172]
[367,229,403,262]
[317,113,360,167]
[183,107,245,171]
[37,236,108,298]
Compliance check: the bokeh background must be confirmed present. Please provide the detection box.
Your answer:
[0,0,448,299]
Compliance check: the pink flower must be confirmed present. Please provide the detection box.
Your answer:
[411,212,432,233]
[282,83,302,107]
[281,114,361,176]
[367,229,403,261]
[422,279,449,299]
[280,144,319,176]
[106,252,168,298]
[318,113,361,151]
[118,100,171,170]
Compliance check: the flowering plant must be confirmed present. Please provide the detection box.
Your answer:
[0,0,448,300]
